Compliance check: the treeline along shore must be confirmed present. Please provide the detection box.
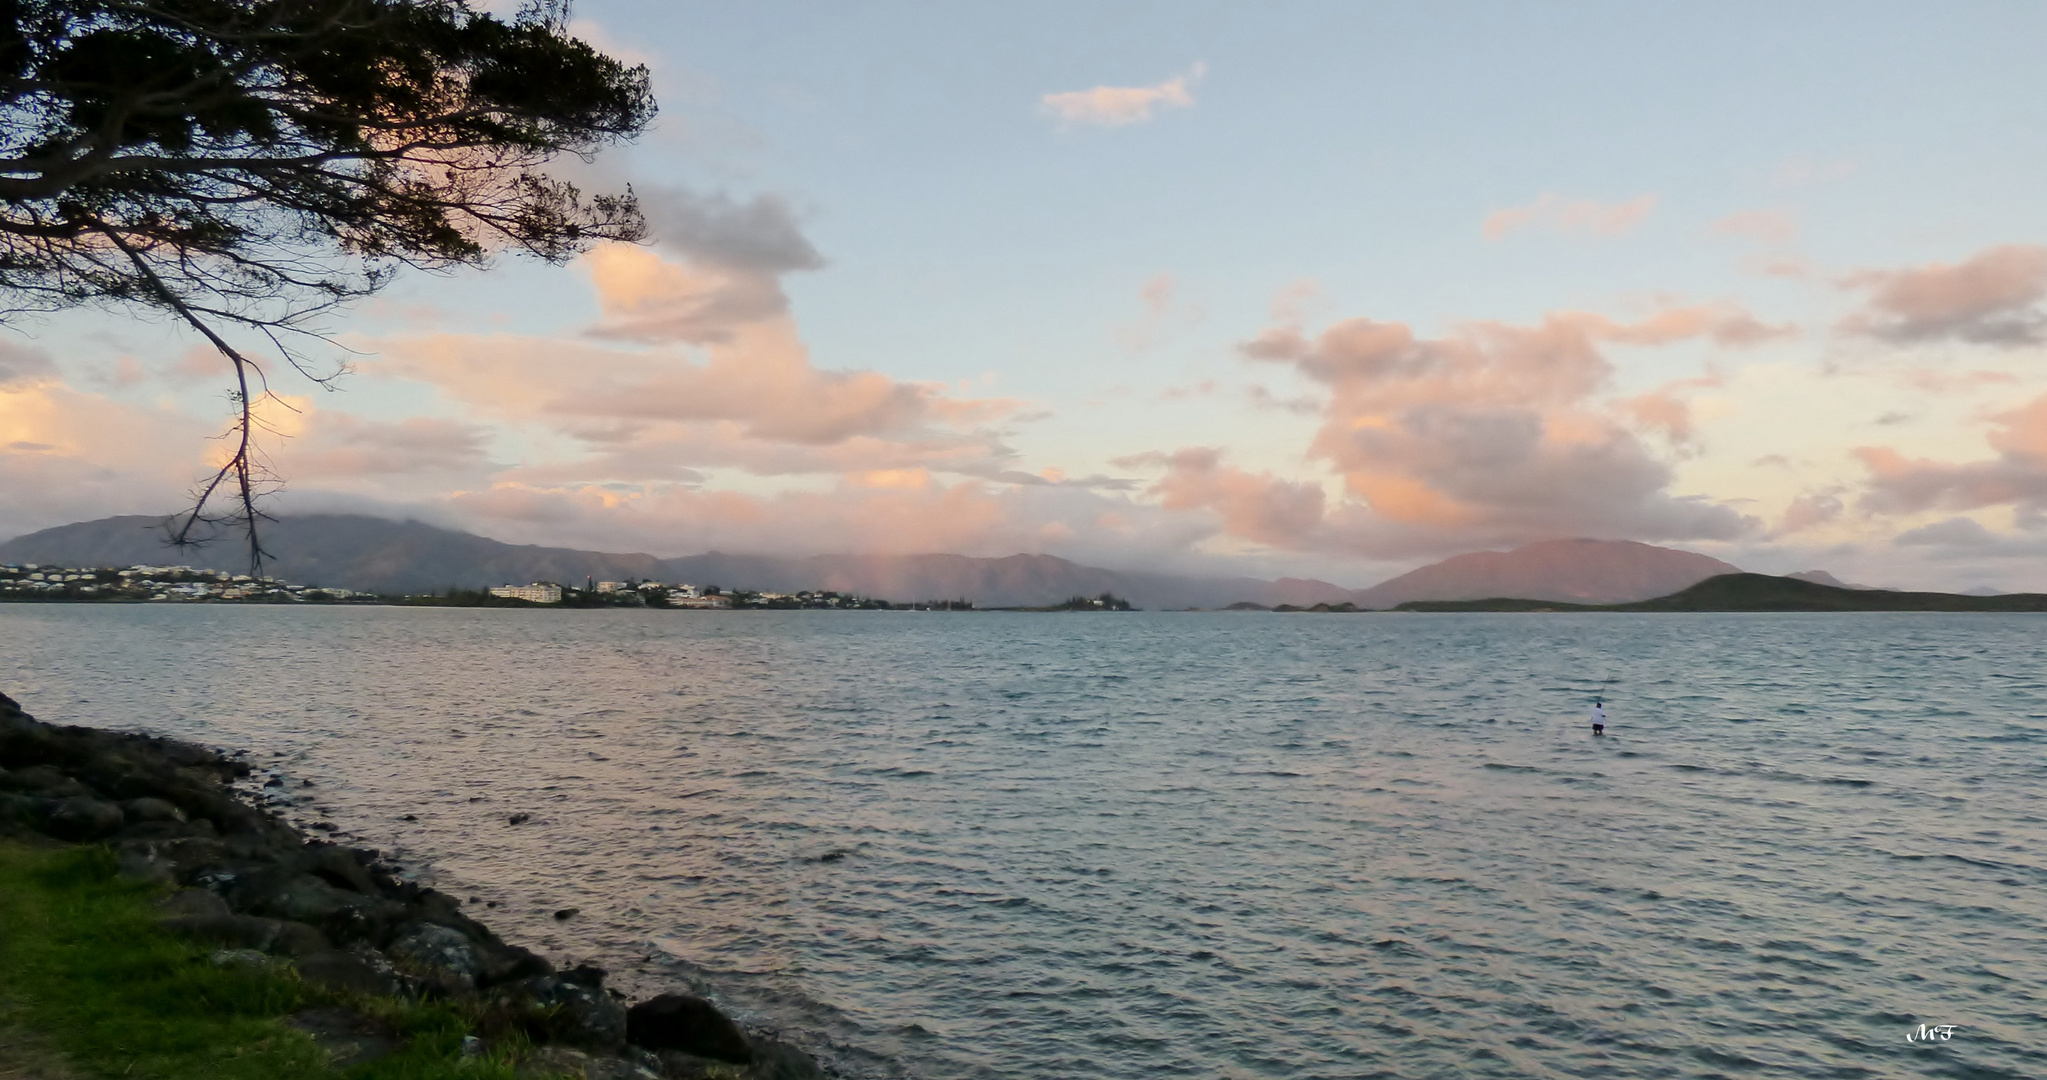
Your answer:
[0,690,825,1079]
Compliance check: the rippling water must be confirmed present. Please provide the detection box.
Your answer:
[4,606,2044,1078]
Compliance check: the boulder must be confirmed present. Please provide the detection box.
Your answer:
[120,836,229,885]
[43,796,124,841]
[160,914,331,957]
[309,845,380,895]
[297,948,407,998]
[520,1045,661,1080]
[285,1006,400,1067]
[210,947,276,971]
[122,796,186,823]
[239,872,409,944]
[155,888,231,919]
[494,974,629,1051]
[746,1035,827,1080]
[386,922,485,994]
[0,764,90,798]
[475,939,554,987]
[625,994,752,1063]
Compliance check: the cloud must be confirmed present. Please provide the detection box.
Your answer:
[0,341,55,387]
[1840,244,2047,347]
[1482,193,1658,241]
[1713,210,1799,247]
[1125,448,1327,548]
[440,474,1219,569]
[1040,64,1204,128]
[1235,302,1766,557]
[1856,393,2047,514]
[1115,273,1176,352]
[1893,516,2047,558]
[282,415,498,479]
[0,380,217,535]
[369,234,1027,489]
[638,186,823,276]
[1775,491,1845,536]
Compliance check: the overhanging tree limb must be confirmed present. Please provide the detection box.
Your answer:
[0,0,655,568]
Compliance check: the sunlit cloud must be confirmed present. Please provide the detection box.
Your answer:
[1482,193,1658,240]
[1040,63,1205,128]
[1840,244,2047,347]
[1856,393,2047,514]
[1236,300,1774,558]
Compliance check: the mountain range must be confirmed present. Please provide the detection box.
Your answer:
[3,513,1774,610]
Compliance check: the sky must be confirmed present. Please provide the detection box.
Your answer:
[6,0,2047,590]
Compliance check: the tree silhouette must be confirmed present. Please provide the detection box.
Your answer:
[0,0,654,568]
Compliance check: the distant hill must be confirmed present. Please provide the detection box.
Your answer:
[1350,538,1740,608]
[0,514,1356,609]
[1394,573,2047,612]
[0,515,668,595]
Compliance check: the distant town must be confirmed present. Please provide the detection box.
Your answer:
[0,562,1128,612]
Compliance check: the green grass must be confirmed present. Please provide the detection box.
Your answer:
[0,841,545,1080]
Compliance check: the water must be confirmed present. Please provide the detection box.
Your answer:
[3,606,2043,1078]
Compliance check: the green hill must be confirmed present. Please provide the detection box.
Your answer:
[1394,573,2047,612]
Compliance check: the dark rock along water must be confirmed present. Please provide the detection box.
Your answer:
[3,606,2042,1078]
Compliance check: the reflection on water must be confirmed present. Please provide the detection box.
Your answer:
[5,606,2044,1078]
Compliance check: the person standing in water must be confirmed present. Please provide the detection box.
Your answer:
[1590,700,1606,736]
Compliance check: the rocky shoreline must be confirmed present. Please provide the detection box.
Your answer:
[0,690,824,1079]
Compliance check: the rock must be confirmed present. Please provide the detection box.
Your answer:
[285,1007,400,1067]
[508,812,532,825]
[121,796,186,823]
[0,764,90,798]
[625,994,752,1063]
[155,888,231,919]
[554,907,580,920]
[161,914,331,958]
[209,947,275,970]
[387,922,484,993]
[116,818,216,842]
[409,889,496,942]
[0,792,40,831]
[746,1035,827,1080]
[309,845,379,895]
[239,872,409,944]
[561,963,607,988]
[297,948,406,998]
[494,974,629,1051]
[42,796,124,841]
[520,1046,661,1080]
[120,836,228,885]
[475,940,554,987]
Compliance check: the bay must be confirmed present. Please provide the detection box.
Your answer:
[3,605,2042,1078]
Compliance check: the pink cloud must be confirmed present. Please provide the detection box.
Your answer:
[1774,491,1845,536]
[280,415,498,479]
[1713,210,1799,247]
[1040,64,1205,128]
[1234,303,1765,556]
[1856,393,2047,513]
[440,475,1217,568]
[1482,193,1658,241]
[1840,244,2047,347]
[1137,448,1327,548]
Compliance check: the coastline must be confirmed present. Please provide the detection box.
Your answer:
[0,690,827,1079]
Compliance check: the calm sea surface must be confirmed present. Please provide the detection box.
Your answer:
[3,606,2043,1078]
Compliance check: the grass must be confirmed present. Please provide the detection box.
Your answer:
[0,841,548,1080]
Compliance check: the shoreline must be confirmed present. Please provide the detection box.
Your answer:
[0,690,829,1079]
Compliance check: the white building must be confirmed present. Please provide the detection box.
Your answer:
[595,581,629,593]
[670,594,730,609]
[490,583,563,604]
